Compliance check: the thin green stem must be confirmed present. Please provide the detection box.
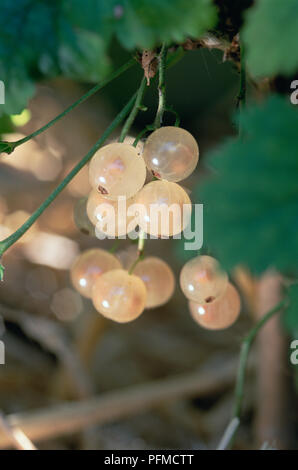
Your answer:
[109,240,120,254]
[132,125,154,147]
[217,298,287,450]
[217,417,240,450]
[131,48,183,148]
[233,299,286,419]
[118,76,147,142]
[128,231,145,274]
[0,93,137,258]
[153,44,167,129]
[1,59,136,154]
[164,106,180,127]
[118,76,148,266]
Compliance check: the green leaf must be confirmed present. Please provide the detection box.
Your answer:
[284,284,298,335]
[65,0,217,50]
[243,0,298,77]
[196,95,298,275]
[58,27,110,82]
[0,0,111,115]
[112,0,217,49]
[0,69,35,117]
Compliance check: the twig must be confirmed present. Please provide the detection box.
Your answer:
[0,413,37,450]
[128,230,145,274]
[216,299,286,450]
[0,59,136,155]
[118,77,147,142]
[153,44,167,129]
[0,93,136,261]
[0,356,240,448]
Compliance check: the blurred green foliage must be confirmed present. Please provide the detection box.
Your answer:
[194,96,298,276]
[66,0,217,49]
[0,0,216,116]
[284,284,298,335]
[243,0,298,77]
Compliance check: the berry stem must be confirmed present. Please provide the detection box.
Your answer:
[153,44,168,129]
[0,58,136,155]
[109,240,120,254]
[118,76,147,143]
[132,125,154,147]
[128,230,145,274]
[220,298,287,449]
[164,106,180,127]
[0,93,137,260]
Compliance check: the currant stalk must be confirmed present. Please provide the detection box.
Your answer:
[0,58,136,155]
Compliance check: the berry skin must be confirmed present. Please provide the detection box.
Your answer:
[73,197,95,236]
[135,180,191,237]
[113,135,144,156]
[92,269,147,323]
[70,249,121,298]
[86,190,137,238]
[143,126,199,182]
[134,256,175,308]
[188,283,241,330]
[180,255,228,304]
[88,143,146,199]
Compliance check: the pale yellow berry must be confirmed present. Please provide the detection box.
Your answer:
[135,180,191,237]
[143,126,199,182]
[70,249,121,298]
[88,143,146,199]
[92,269,147,323]
[180,255,228,303]
[86,190,137,237]
[188,283,241,330]
[134,256,175,308]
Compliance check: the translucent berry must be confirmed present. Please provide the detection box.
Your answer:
[70,249,121,298]
[88,143,146,199]
[135,180,191,237]
[113,135,144,156]
[180,255,228,303]
[92,269,147,323]
[134,256,175,308]
[86,190,138,237]
[73,197,95,236]
[188,283,241,330]
[143,126,199,182]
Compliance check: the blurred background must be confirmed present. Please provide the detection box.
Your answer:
[0,37,296,449]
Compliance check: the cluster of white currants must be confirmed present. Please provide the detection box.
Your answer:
[70,248,175,323]
[179,255,241,330]
[71,126,241,330]
[86,126,199,238]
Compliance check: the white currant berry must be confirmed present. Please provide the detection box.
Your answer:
[143,126,199,182]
